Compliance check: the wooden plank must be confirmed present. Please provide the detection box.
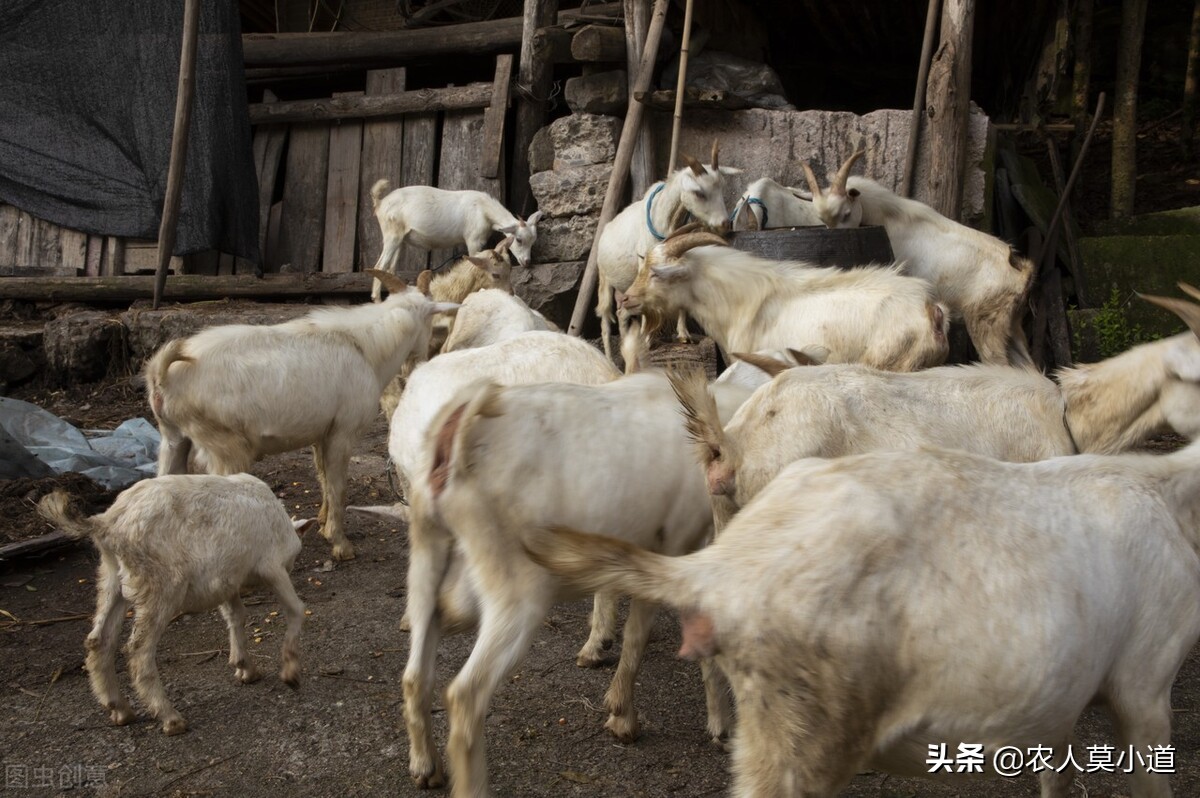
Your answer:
[397,110,436,277]
[0,532,74,563]
[433,110,502,267]
[265,201,283,272]
[240,4,621,68]
[358,68,407,272]
[323,92,365,274]
[0,272,379,302]
[480,54,513,180]
[101,237,125,277]
[253,89,287,274]
[0,205,20,270]
[183,250,219,275]
[280,122,331,273]
[59,227,88,274]
[248,83,493,125]
[14,210,35,269]
[571,24,627,62]
[923,0,976,219]
[511,0,559,214]
[84,235,104,277]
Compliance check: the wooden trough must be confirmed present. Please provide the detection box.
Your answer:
[728,225,894,267]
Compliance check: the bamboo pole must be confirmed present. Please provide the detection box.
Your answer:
[667,0,695,174]
[900,0,942,198]
[153,0,202,310]
[567,0,670,337]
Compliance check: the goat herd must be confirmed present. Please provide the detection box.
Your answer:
[33,145,1200,798]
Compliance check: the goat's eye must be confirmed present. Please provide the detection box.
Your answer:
[693,190,707,201]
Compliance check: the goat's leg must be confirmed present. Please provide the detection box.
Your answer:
[576,592,618,668]
[155,422,192,476]
[262,565,305,688]
[1036,734,1080,798]
[445,596,549,798]
[371,233,405,302]
[675,311,691,343]
[126,596,186,735]
[1110,692,1174,798]
[700,657,734,745]
[85,551,134,726]
[597,275,615,360]
[403,510,454,789]
[312,442,331,527]
[603,598,658,743]
[219,595,260,684]
[313,436,355,560]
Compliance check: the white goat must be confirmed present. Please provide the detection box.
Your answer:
[370,180,542,301]
[528,421,1200,797]
[440,289,556,353]
[730,177,820,230]
[418,237,516,356]
[37,475,312,736]
[620,229,950,372]
[401,373,751,794]
[596,141,741,359]
[713,347,827,390]
[680,287,1200,523]
[804,151,1035,367]
[144,272,457,561]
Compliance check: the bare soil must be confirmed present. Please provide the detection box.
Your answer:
[1,384,1199,798]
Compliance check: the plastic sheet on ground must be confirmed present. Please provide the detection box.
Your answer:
[0,397,159,490]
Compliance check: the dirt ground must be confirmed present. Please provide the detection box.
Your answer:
[0,381,1198,798]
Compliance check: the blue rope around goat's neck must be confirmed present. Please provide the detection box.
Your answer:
[729,196,768,228]
[645,182,668,241]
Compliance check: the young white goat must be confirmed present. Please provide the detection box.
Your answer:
[144,273,456,560]
[37,475,312,736]
[418,237,516,356]
[401,373,751,794]
[596,141,741,359]
[369,180,541,301]
[440,289,556,354]
[804,151,1035,366]
[620,229,949,372]
[528,419,1200,797]
[730,177,820,230]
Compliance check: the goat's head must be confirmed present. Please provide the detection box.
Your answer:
[803,150,864,229]
[466,235,516,294]
[1138,283,1200,440]
[674,140,742,231]
[496,210,543,268]
[619,223,729,331]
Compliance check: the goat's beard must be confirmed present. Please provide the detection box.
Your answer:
[637,306,668,336]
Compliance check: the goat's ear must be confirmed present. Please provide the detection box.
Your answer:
[494,222,518,234]
[428,301,461,317]
[788,188,813,201]
[717,166,743,176]
[650,263,690,282]
[494,234,515,254]
[365,269,407,295]
[788,345,829,366]
[346,504,410,522]
[416,269,433,297]
[682,154,705,177]
[731,351,792,377]
[466,256,493,273]
[292,518,319,536]
[526,209,544,226]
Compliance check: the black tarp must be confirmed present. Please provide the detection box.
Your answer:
[0,0,259,262]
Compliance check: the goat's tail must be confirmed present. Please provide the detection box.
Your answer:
[668,368,726,469]
[37,490,100,541]
[370,179,393,211]
[523,525,700,609]
[428,380,505,498]
[145,339,192,395]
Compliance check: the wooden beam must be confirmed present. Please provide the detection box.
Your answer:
[568,0,670,337]
[154,0,201,310]
[624,0,656,197]
[511,0,560,216]
[241,3,621,68]
[922,0,975,219]
[571,24,626,62]
[481,54,514,180]
[248,82,493,125]
[279,123,330,273]
[251,89,287,275]
[0,273,379,303]
[323,92,364,274]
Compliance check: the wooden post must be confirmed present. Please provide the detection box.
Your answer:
[567,0,670,337]
[152,0,201,309]
[511,0,559,216]
[900,0,942,198]
[1110,0,1148,218]
[624,0,656,196]
[1184,0,1200,156]
[1069,0,1094,162]
[922,0,975,220]
[667,0,696,174]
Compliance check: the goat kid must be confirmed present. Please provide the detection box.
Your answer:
[37,475,312,736]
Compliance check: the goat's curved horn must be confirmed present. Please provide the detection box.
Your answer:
[366,269,408,295]
[665,221,704,241]
[801,161,824,200]
[661,231,730,260]
[1177,281,1200,303]
[710,140,720,170]
[831,150,864,194]
[1140,290,1200,338]
[416,269,433,297]
[682,154,705,177]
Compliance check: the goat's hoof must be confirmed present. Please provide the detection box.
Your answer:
[399,613,412,632]
[331,542,356,561]
[109,704,136,726]
[161,716,188,736]
[604,713,639,744]
[410,763,446,790]
[235,665,261,684]
[281,666,301,690]
[575,650,609,669]
[710,733,732,752]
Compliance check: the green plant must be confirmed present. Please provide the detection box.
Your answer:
[1073,286,1156,359]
